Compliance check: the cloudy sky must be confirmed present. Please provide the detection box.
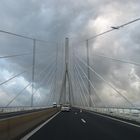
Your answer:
[0,0,140,108]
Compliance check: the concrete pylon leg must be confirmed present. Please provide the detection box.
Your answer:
[59,38,73,105]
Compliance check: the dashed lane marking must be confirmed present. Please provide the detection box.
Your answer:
[81,118,86,123]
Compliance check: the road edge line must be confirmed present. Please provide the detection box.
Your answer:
[21,111,61,140]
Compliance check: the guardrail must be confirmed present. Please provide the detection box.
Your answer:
[0,106,53,113]
[0,107,59,140]
[76,106,140,123]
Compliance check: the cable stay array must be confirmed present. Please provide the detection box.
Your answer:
[0,17,140,109]
[75,55,135,107]
[95,53,140,67]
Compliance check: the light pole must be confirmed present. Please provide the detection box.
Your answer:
[31,39,36,107]
[86,39,92,107]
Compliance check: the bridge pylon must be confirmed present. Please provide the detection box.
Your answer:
[59,38,73,105]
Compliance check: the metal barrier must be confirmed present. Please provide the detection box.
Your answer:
[76,106,140,123]
[0,106,53,113]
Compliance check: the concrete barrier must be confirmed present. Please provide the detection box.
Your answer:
[0,108,59,140]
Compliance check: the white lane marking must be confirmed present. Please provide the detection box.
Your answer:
[75,112,77,115]
[91,111,140,128]
[21,111,61,140]
[81,118,86,123]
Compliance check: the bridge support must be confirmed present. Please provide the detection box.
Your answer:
[59,38,72,105]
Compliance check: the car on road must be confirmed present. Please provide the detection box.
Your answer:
[53,102,57,108]
[61,104,70,111]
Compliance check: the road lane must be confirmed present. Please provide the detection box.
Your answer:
[29,108,140,140]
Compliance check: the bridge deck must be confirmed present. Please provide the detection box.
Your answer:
[28,108,140,140]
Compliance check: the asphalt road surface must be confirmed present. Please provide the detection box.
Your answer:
[29,108,140,140]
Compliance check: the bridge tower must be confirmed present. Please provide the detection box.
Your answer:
[59,38,73,105]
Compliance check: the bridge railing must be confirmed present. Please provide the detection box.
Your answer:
[80,106,140,123]
[0,106,53,113]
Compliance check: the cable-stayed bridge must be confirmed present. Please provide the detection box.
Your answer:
[0,18,140,140]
